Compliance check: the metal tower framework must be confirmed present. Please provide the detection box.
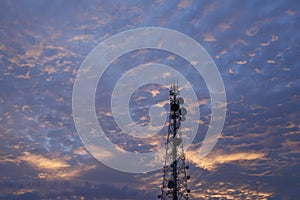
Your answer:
[158,82,191,200]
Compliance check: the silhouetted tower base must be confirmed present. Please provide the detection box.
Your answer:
[158,83,191,200]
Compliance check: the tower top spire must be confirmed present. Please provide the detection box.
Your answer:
[170,79,180,96]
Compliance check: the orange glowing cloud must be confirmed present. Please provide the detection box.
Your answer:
[20,152,70,170]
[204,33,217,42]
[187,149,265,171]
[18,152,96,180]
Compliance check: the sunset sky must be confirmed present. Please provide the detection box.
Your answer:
[0,0,299,199]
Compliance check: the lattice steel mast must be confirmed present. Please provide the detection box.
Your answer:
[158,82,191,200]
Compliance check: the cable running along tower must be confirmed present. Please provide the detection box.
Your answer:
[158,82,191,200]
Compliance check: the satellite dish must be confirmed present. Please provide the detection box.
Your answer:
[170,103,179,111]
[179,107,187,115]
[167,180,174,189]
[173,137,182,146]
[178,97,184,104]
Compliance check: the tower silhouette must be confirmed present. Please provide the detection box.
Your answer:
[158,82,191,200]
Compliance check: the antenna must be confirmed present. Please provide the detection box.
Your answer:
[158,81,190,200]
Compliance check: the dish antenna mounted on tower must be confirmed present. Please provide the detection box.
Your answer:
[158,81,191,200]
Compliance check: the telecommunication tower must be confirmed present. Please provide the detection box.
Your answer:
[158,82,191,200]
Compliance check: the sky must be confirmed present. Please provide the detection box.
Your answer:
[0,0,300,199]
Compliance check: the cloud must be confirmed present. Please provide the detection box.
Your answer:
[203,32,217,42]
[177,0,193,10]
[20,152,70,170]
[245,26,260,37]
[0,0,299,199]
[187,149,265,171]
[191,182,273,199]
[15,152,96,180]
